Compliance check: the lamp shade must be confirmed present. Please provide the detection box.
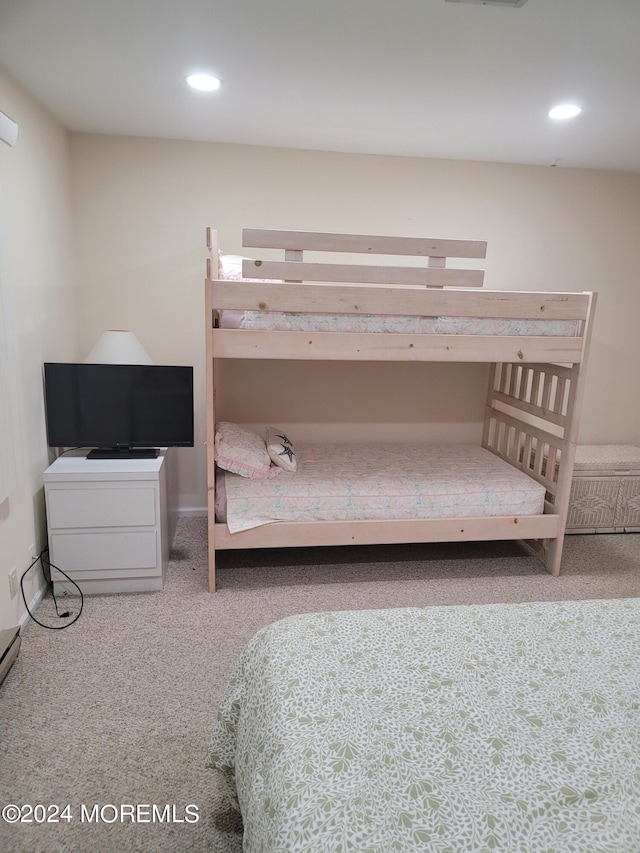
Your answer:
[84,330,153,365]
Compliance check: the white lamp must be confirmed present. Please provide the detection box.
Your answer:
[84,330,153,365]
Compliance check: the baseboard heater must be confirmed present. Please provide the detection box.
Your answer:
[0,627,20,685]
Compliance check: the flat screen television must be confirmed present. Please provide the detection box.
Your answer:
[43,363,194,459]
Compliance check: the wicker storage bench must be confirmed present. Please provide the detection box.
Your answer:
[566,444,640,533]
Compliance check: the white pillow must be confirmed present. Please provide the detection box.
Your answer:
[215,422,278,479]
[266,427,297,473]
[218,254,246,280]
[218,253,282,283]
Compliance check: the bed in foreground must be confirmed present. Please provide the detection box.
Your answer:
[206,598,640,852]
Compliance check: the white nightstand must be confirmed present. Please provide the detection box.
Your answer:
[43,448,178,594]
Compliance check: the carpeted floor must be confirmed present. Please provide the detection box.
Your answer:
[1,517,639,852]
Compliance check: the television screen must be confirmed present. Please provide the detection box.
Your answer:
[43,363,194,459]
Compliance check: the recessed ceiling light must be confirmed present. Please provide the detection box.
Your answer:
[186,74,221,92]
[548,104,581,120]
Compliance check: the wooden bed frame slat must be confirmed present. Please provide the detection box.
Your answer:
[490,362,575,429]
[492,391,566,428]
[210,329,585,364]
[525,361,574,380]
[241,260,485,288]
[212,280,590,321]
[488,407,564,456]
[242,228,488,259]
[213,513,559,549]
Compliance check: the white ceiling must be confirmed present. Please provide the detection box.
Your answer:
[1,0,639,172]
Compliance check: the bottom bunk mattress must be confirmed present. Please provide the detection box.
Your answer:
[206,598,640,852]
[215,442,546,533]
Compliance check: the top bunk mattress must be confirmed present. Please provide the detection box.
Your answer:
[218,309,579,336]
[216,442,546,533]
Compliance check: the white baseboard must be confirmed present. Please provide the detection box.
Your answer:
[18,583,48,631]
[16,509,204,628]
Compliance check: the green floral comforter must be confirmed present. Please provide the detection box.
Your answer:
[206,599,640,852]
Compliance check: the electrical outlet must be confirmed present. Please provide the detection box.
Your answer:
[8,568,18,599]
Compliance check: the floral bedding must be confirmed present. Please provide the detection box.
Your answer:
[206,598,640,852]
[219,309,578,337]
[218,442,545,533]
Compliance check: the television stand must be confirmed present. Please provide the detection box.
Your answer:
[43,448,178,594]
[87,448,159,459]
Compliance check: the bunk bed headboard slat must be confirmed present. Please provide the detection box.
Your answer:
[242,228,487,259]
[242,228,487,289]
[241,259,485,288]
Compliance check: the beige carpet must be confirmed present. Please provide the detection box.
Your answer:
[1,518,638,852]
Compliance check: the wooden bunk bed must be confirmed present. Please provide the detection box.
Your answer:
[205,227,596,593]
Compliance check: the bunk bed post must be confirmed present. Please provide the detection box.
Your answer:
[544,291,598,575]
[205,227,218,591]
[481,363,498,450]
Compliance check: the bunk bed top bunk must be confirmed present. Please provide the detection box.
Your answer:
[206,227,593,364]
[204,228,596,592]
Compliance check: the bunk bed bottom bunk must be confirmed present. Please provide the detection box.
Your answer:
[207,598,640,852]
[215,442,547,532]
[211,442,561,582]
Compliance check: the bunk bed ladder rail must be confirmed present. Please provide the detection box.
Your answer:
[483,361,580,574]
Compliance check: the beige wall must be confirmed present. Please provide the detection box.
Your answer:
[0,88,635,626]
[70,134,640,512]
[0,68,76,630]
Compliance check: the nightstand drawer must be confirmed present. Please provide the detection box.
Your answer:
[46,486,157,529]
[49,530,158,571]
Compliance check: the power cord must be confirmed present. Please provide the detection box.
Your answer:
[20,548,84,629]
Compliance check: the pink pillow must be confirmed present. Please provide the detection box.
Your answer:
[214,422,278,479]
